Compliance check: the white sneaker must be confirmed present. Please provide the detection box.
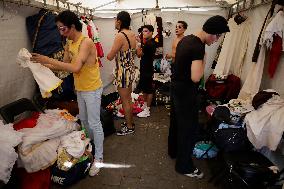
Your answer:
[141,102,147,110]
[89,159,102,176]
[116,111,125,118]
[184,168,204,179]
[137,108,150,118]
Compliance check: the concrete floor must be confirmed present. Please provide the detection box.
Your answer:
[51,106,221,189]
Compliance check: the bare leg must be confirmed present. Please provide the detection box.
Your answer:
[118,87,133,128]
[143,93,153,108]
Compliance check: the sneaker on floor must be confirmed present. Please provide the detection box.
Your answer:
[116,111,125,118]
[137,108,150,118]
[116,124,135,136]
[89,159,103,176]
[184,168,204,179]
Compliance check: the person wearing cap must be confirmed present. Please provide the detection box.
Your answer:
[168,15,229,178]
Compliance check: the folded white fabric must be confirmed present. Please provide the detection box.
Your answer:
[60,131,90,158]
[0,120,23,183]
[18,109,79,172]
[17,48,62,98]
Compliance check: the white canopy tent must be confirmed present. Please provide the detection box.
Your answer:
[0,0,283,108]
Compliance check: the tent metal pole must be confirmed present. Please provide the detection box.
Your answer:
[94,4,230,12]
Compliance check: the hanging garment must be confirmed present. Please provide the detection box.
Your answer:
[213,18,250,77]
[264,10,284,78]
[0,120,23,184]
[238,11,283,100]
[17,48,62,98]
[26,9,63,56]
[263,10,284,50]
[238,45,266,100]
[268,34,283,78]
[80,20,88,37]
[154,16,163,59]
[89,20,104,66]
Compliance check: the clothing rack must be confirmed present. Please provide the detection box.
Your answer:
[229,0,273,16]
[0,0,94,16]
[93,4,231,12]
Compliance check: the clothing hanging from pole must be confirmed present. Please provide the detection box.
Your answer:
[238,10,284,99]
[213,17,251,77]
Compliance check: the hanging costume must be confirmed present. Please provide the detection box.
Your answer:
[17,48,62,98]
[239,10,284,99]
[214,17,250,77]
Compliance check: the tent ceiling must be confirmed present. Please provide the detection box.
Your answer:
[66,0,237,10]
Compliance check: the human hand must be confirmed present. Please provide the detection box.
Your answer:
[30,53,49,64]
[136,35,141,43]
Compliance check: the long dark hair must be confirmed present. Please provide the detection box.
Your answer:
[116,11,131,31]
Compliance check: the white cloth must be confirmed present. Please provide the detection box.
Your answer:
[60,131,90,158]
[80,21,88,37]
[263,10,284,50]
[238,45,266,100]
[214,18,251,77]
[18,138,60,173]
[18,109,78,172]
[17,48,62,98]
[245,95,284,151]
[0,120,23,183]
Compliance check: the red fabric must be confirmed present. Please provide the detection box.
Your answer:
[13,112,40,131]
[13,112,51,189]
[225,74,241,100]
[87,25,93,39]
[205,74,240,100]
[95,42,104,58]
[16,168,51,189]
[268,34,283,78]
[205,74,227,99]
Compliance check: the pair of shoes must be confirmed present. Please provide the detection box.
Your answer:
[116,122,135,136]
[137,107,150,118]
[89,159,103,176]
[184,168,204,179]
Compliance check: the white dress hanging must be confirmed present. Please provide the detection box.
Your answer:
[213,18,251,77]
[17,48,62,98]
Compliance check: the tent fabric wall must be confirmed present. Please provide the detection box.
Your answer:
[0,3,38,108]
[0,2,283,108]
[95,9,228,95]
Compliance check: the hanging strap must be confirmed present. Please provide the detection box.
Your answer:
[32,11,49,50]
[120,31,131,49]
[252,9,271,62]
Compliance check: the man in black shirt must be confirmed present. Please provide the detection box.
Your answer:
[168,15,230,178]
[137,25,157,118]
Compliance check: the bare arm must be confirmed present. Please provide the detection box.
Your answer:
[107,33,123,61]
[191,59,204,83]
[31,38,93,73]
[136,46,143,58]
